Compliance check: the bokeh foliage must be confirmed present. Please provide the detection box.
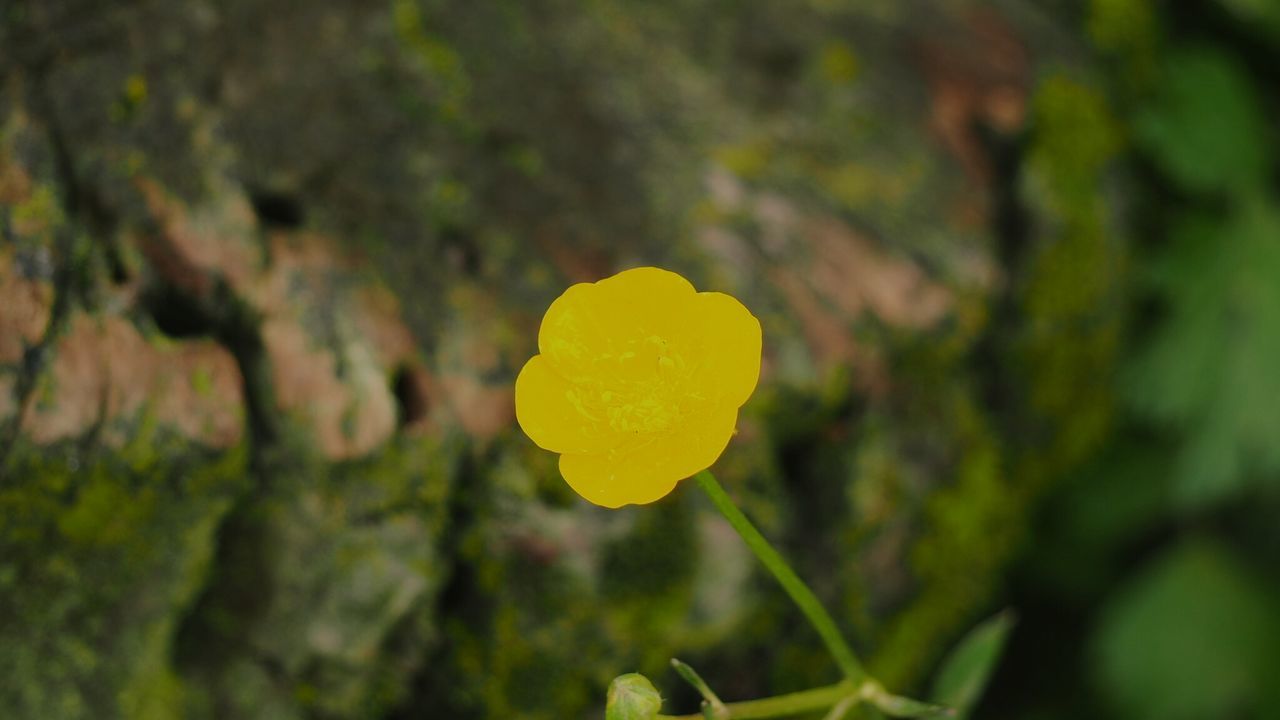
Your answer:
[988,0,1280,718]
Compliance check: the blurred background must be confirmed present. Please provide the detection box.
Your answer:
[2,0,1279,718]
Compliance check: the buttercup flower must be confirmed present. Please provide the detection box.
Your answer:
[516,267,762,508]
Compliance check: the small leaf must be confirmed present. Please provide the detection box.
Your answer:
[930,611,1016,719]
[606,674,663,720]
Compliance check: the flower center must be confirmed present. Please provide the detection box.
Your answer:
[564,333,694,437]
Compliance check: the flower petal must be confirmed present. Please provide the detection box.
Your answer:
[558,406,739,508]
[594,267,697,319]
[539,266,700,384]
[694,291,762,408]
[538,282,610,379]
[515,355,618,455]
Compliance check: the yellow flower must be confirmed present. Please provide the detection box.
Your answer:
[516,267,762,508]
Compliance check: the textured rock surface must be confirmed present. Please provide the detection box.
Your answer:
[0,1,1123,718]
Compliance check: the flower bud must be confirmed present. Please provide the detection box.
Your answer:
[606,673,662,720]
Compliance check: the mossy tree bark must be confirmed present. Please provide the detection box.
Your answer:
[0,1,1122,718]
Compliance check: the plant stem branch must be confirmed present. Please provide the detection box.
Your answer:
[657,681,856,720]
[821,694,860,720]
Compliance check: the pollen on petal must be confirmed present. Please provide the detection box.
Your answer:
[515,355,617,455]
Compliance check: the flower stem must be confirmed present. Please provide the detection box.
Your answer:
[657,680,855,720]
[693,470,866,683]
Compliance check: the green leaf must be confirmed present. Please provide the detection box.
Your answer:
[1214,0,1280,41]
[1134,47,1270,194]
[1126,196,1280,506]
[929,611,1016,719]
[1092,540,1280,720]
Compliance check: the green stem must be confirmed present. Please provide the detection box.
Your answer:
[693,470,866,683]
[657,681,855,720]
[821,694,859,720]
[671,659,728,716]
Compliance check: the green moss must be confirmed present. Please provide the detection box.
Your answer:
[1088,0,1160,87]
[190,367,214,398]
[392,0,471,123]
[844,77,1127,691]
[169,434,457,720]
[423,439,720,719]
[841,69,1127,698]
[818,42,861,85]
[871,386,1014,688]
[1027,77,1122,218]
[0,431,247,720]
[857,83,1128,692]
[110,74,150,123]
[713,138,774,180]
[57,478,159,546]
[9,184,63,238]
[1021,75,1126,474]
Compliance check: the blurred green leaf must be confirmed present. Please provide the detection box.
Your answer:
[930,611,1016,719]
[1092,539,1280,720]
[1134,47,1270,194]
[1025,443,1172,599]
[1214,0,1280,40]
[1126,196,1280,506]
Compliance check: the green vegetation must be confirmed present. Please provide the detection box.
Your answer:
[991,2,1280,717]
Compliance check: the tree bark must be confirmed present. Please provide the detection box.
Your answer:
[0,1,1122,718]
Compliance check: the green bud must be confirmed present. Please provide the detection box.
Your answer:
[606,673,662,720]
